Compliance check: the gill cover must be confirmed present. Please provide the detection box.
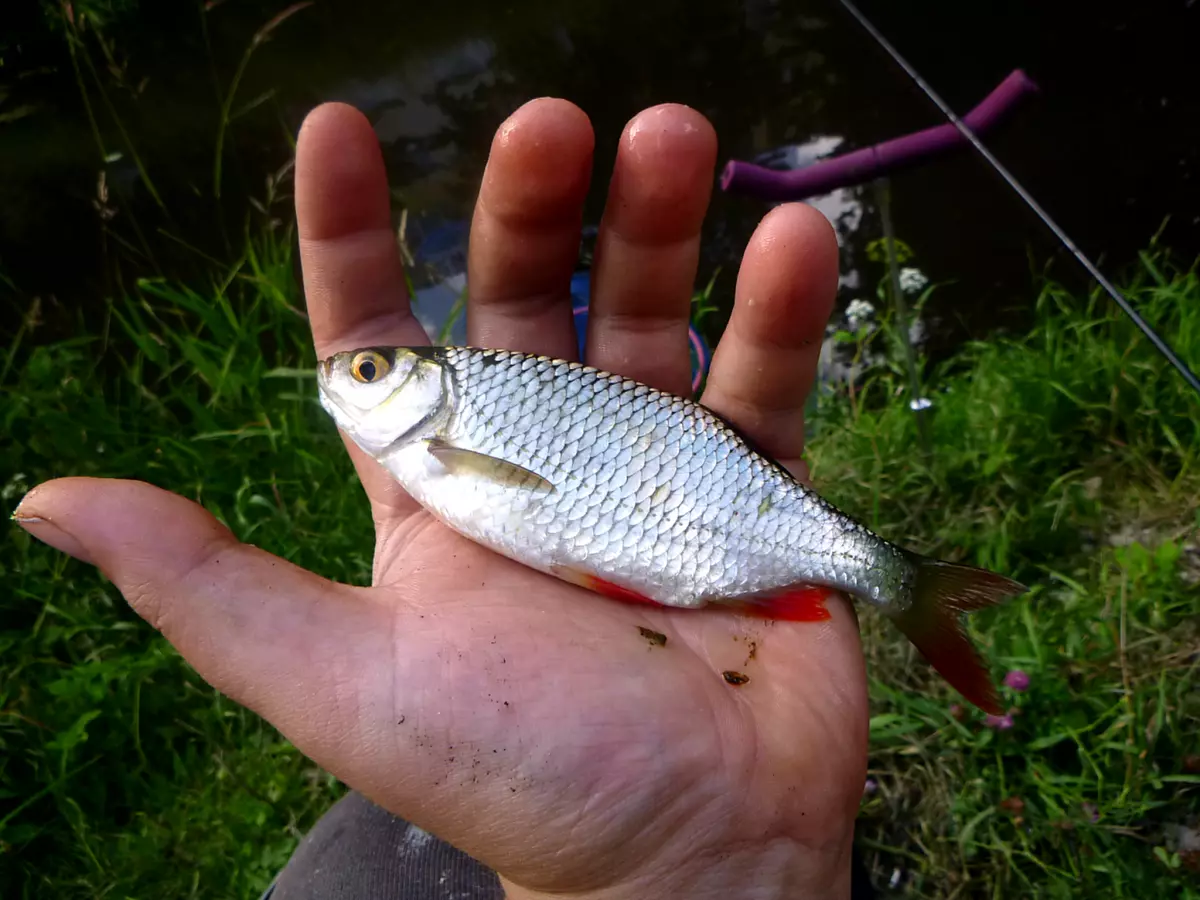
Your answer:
[317,347,449,456]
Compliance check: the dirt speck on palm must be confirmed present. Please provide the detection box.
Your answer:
[637,626,667,647]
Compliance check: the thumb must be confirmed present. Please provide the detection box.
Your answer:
[12,476,395,772]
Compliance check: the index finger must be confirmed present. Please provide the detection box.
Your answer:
[295,102,428,358]
[295,102,429,520]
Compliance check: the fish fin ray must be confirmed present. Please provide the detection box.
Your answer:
[891,557,1027,716]
[426,439,555,494]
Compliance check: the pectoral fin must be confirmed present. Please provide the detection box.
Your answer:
[426,439,555,494]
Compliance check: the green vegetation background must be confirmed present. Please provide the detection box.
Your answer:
[2,3,1199,897]
[5,229,1199,898]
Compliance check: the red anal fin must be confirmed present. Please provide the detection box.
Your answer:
[551,566,664,607]
[718,585,833,622]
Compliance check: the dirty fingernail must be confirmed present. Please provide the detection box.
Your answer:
[12,496,94,565]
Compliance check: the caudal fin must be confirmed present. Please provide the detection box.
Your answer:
[890,557,1027,715]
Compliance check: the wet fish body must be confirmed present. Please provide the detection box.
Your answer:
[317,345,1026,713]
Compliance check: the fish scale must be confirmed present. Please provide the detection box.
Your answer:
[317,344,1028,714]
[391,346,892,607]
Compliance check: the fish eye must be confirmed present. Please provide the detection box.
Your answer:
[350,350,391,383]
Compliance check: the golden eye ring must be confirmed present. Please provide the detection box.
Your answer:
[350,350,391,383]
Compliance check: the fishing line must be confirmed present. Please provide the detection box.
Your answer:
[834,0,1200,397]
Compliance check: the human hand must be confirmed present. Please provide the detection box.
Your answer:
[14,99,866,899]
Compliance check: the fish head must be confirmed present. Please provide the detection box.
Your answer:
[317,347,448,456]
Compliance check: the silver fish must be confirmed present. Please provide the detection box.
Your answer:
[317,345,1026,713]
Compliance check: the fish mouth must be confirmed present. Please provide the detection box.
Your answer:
[315,356,336,398]
[314,365,405,455]
[315,363,356,427]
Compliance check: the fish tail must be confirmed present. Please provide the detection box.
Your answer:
[889,556,1027,715]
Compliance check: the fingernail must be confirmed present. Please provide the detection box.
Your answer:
[11,494,94,565]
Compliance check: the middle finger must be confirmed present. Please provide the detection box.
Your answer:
[466,98,595,359]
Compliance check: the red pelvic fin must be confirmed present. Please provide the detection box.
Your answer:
[719,584,834,622]
[552,566,663,607]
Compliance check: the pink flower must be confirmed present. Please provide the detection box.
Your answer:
[985,713,1015,730]
[1004,670,1031,692]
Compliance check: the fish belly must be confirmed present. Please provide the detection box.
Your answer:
[380,438,791,608]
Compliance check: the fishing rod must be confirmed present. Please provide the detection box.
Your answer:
[722,70,1039,200]
[832,0,1200,397]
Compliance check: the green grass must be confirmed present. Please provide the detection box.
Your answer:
[809,251,1200,896]
[2,226,1199,897]
[1,227,370,897]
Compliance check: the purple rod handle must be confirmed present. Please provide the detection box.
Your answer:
[720,69,1039,201]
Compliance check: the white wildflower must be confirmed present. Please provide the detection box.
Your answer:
[908,317,926,346]
[845,298,875,331]
[899,267,928,295]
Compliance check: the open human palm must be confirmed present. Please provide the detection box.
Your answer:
[16,99,867,898]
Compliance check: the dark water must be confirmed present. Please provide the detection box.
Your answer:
[2,0,1197,366]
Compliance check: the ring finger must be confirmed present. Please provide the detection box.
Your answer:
[585,104,717,395]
